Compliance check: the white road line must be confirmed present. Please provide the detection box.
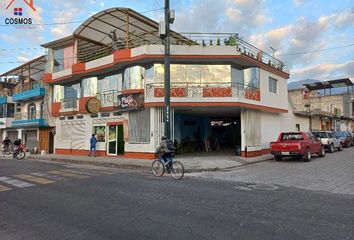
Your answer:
[0,176,35,188]
[31,172,66,181]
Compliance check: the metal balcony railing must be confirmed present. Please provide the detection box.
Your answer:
[97,90,119,107]
[146,82,261,101]
[60,98,78,110]
[180,33,286,72]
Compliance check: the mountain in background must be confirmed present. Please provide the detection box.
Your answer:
[288,79,348,95]
[287,79,320,90]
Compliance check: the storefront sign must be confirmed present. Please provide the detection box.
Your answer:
[86,98,101,113]
[117,92,144,111]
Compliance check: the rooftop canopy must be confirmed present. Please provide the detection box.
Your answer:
[0,55,45,82]
[42,7,195,49]
[304,78,353,91]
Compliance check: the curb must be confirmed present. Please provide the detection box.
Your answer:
[28,155,273,173]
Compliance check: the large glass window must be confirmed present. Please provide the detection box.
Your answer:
[81,77,97,97]
[123,66,145,90]
[154,64,231,84]
[243,67,260,88]
[53,48,64,72]
[98,74,121,93]
[64,83,80,99]
[53,85,64,102]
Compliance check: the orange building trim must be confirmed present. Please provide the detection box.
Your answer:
[51,102,61,116]
[121,89,144,94]
[43,73,52,83]
[72,63,85,74]
[144,102,288,113]
[78,97,95,113]
[124,152,156,159]
[113,48,131,61]
[241,149,271,158]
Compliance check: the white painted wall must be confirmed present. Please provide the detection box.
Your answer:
[279,101,310,132]
[261,112,281,149]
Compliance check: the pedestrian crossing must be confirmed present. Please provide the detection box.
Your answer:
[0,168,116,193]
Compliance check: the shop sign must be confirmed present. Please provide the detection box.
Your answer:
[86,98,101,114]
[117,92,144,111]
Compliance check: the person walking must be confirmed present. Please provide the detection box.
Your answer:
[88,134,97,157]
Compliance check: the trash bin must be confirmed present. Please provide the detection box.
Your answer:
[235,146,241,156]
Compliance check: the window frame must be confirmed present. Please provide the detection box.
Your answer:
[269,77,278,93]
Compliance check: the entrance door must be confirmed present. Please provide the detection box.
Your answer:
[107,124,124,156]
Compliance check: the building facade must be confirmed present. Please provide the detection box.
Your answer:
[289,78,354,132]
[38,8,290,158]
[0,56,55,153]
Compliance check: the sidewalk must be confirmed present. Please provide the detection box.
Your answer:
[29,151,274,173]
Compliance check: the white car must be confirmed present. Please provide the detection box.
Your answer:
[313,131,343,153]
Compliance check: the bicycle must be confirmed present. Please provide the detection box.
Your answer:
[1,144,26,160]
[152,154,185,180]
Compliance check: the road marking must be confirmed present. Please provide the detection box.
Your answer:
[61,169,100,176]
[14,174,55,185]
[48,170,88,179]
[93,170,115,175]
[31,172,67,181]
[0,176,35,188]
[0,184,11,192]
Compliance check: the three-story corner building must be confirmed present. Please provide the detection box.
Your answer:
[41,7,290,159]
[0,56,55,153]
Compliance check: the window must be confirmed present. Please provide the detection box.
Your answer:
[128,109,150,143]
[40,102,44,119]
[16,103,21,112]
[53,48,64,72]
[98,74,121,93]
[28,103,36,120]
[243,67,260,88]
[53,85,64,102]
[0,104,5,118]
[93,126,105,142]
[123,66,145,90]
[81,77,97,97]
[269,77,277,93]
[296,124,300,132]
[64,83,80,99]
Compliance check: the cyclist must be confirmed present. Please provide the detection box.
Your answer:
[13,138,22,159]
[2,137,12,153]
[155,136,175,169]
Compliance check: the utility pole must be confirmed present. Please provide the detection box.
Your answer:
[164,0,171,139]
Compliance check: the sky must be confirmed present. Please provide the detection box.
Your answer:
[0,0,353,82]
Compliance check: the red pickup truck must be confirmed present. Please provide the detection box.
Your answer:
[270,132,326,162]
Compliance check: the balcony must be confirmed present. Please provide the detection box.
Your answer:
[146,82,261,102]
[12,82,45,102]
[97,90,119,108]
[12,111,47,128]
[60,98,78,112]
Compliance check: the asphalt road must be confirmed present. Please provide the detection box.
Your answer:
[0,159,353,240]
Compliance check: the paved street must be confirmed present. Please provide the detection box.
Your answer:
[1,157,354,240]
[192,146,354,195]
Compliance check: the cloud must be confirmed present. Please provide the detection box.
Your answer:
[0,34,18,43]
[293,0,304,7]
[173,0,269,34]
[291,60,354,80]
[321,8,354,29]
[17,55,30,62]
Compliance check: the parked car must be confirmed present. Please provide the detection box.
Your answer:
[334,131,353,148]
[270,132,325,162]
[312,131,343,152]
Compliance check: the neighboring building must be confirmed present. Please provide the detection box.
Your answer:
[289,78,354,132]
[40,7,289,158]
[0,56,55,153]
